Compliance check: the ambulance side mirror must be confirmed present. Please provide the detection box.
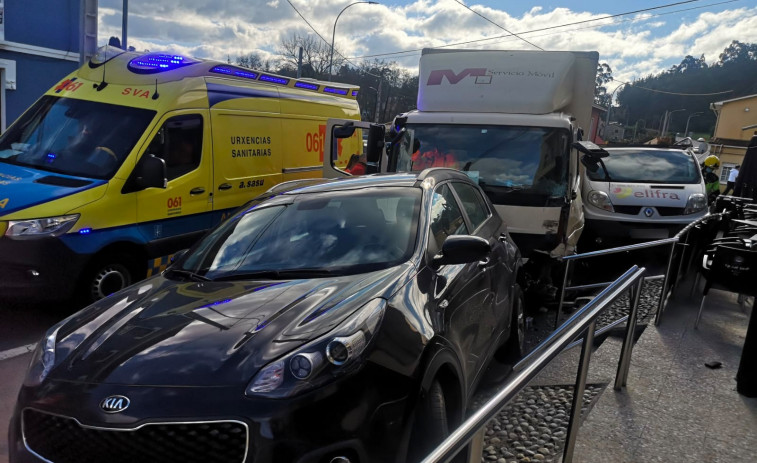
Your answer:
[122,154,167,193]
[365,124,386,166]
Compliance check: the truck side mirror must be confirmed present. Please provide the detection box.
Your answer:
[122,154,167,193]
[573,141,609,158]
[333,123,356,139]
[365,124,386,165]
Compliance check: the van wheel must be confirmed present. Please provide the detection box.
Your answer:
[406,380,450,463]
[497,284,526,363]
[78,253,142,305]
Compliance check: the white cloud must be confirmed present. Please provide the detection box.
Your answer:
[98,1,757,81]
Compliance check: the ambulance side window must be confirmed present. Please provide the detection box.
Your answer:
[146,114,203,181]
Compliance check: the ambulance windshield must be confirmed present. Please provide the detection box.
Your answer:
[394,124,570,205]
[0,96,156,180]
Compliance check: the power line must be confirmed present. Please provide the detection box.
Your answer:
[349,0,739,60]
[451,0,544,51]
[612,78,734,96]
[285,0,385,79]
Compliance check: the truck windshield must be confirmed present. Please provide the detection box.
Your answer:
[395,124,570,201]
[0,96,155,180]
[585,149,701,184]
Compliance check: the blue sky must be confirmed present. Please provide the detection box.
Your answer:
[98,0,757,90]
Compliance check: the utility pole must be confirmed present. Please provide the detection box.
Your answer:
[122,0,128,51]
[296,47,303,79]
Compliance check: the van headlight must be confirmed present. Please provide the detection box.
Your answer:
[586,190,614,212]
[684,194,707,215]
[246,299,386,398]
[6,214,79,239]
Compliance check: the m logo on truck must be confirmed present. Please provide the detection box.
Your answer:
[427,68,488,85]
[100,395,130,413]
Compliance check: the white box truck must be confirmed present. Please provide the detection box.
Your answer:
[324,48,599,303]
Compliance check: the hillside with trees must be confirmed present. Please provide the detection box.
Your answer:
[615,41,757,138]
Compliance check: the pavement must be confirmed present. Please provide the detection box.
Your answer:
[569,283,757,462]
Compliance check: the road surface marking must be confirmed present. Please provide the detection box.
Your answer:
[0,343,36,361]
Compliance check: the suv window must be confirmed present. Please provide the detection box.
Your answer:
[146,114,203,181]
[429,184,468,253]
[453,182,490,231]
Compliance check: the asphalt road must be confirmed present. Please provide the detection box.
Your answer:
[0,241,672,463]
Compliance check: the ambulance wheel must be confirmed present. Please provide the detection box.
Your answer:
[78,253,142,305]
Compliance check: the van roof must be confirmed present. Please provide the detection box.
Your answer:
[82,46,360,100]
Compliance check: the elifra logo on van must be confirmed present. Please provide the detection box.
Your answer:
[613,186,680,200]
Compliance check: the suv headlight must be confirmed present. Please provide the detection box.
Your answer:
[684,194,707,215]
[586,190,614,212]
[246,298,386,398]
[6,214,79,239]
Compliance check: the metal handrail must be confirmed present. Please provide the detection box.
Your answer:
[420,265,646,463]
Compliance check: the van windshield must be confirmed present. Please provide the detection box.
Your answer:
[586,149,701,184]
[394,124,570,205]
[0,96,155,180]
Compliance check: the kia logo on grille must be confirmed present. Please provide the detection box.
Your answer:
[644,208,654,217]
[100,395,130,413]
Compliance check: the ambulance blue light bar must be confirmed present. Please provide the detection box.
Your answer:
[128,53,198,74]
[209,65,258,80]
[259,74,289,85]
[352,90,359,97]
[295,82,319,91]
[78,228,92,235]
[324,87,348,95]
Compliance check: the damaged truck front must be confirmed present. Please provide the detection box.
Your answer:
[324,48,599,306]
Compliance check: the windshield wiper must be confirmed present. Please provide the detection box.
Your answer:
[211,268,336,282]
[164,268,211,282]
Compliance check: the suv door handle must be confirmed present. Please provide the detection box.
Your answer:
[190,187,205,195]
[218,183,232,191]
[478,257,491,268]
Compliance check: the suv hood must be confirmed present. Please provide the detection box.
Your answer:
[51,265,412,386]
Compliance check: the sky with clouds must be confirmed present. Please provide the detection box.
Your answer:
[98,0,757,91]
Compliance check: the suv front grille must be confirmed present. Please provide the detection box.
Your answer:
[23,409,248,463]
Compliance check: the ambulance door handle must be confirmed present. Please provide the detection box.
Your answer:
[218,183,232,191]
[190,187,206,195]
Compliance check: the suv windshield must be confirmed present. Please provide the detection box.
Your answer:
[586,149,701,184]
[0,96,155,179]
[394,124,570,202]
[178,187,421,280]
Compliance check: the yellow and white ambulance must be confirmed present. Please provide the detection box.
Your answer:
[0,46,362,303]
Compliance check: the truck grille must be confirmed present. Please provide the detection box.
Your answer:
[23,409,248,463]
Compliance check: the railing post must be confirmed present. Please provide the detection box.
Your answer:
[555,259,573,329]
[562,319,596,463]
[615,274,644,389]
[675,231,691,286]
[654,241,676,326]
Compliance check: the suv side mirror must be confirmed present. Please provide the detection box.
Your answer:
[122,154,167,193]
[432,235,491,269]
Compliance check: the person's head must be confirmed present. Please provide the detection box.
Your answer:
[735,164,741,169]
[703,155,720,172]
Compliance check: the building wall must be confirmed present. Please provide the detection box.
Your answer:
[713,96,757,141]
[5,1,81,51]
[0,51,77,123]
[0,0,87,128]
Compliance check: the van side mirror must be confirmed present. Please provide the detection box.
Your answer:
[431,235,490,269]
[365,123,386,165]
[122,154,167,193]
[580,155,601,173]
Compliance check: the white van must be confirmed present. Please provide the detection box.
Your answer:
[581,146,708,244]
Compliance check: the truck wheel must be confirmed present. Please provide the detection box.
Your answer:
[497,284,526,363]
[79,253,142,304]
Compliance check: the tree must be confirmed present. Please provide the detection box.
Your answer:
[717,40,757,65]
[594,62,613,107]
[278,34,337,79]
[236,52,276,72]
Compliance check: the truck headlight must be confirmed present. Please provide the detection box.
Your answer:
[6,214,79,239]
[246,298,386,398]
[586,190,614,212]
[684,194,707,215]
